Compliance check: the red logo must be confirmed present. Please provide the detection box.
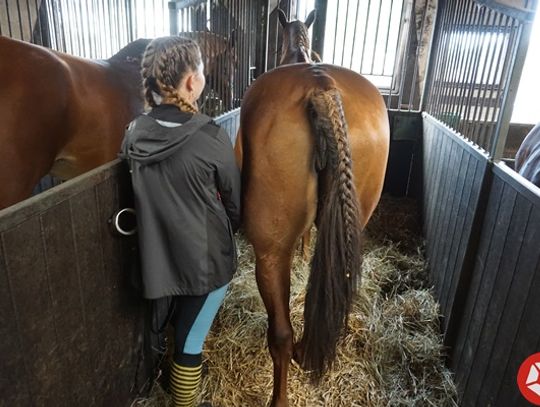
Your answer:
[517,353,540,405]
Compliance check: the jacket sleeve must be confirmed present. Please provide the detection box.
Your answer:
[215,128,242,232]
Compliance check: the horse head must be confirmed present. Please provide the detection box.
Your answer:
[179,31,238,112]
[278,9,320,65]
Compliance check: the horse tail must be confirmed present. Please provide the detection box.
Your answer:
[300,84,363,379]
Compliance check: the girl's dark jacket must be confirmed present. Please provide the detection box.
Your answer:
[120,104,241,299]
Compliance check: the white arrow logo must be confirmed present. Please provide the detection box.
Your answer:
[526,362,540,396]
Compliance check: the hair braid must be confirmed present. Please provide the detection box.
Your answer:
[140,43,158,108]
[140,36,202,113]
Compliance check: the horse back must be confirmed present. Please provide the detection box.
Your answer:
[516,123,540,187]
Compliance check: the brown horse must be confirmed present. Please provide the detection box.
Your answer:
[0,33,235,210]
[0,36,150,209]
[235,34,389,407]
[515,123,540,188]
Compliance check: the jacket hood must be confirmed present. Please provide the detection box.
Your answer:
[120,112,212,165]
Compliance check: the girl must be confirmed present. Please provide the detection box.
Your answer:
[121,36,241,407]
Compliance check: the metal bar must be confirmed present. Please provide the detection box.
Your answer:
[242,0,247,104]
[437,0,473,118]
[454,3,484,136]
[459,5,489,138]
[86,0,95,57]
[233,0,238,112]
[408,0,431,111]
[475,0,536,22]
[175,0,206,7]
[15,0,24,40]
[450,2,485,135]
[397,1,414,110]
[381,0,394,75]
[274,4,280,68]
[469,9,498,144]
[262,0,270,73]
[387,0,407,108]
[349,0,361,70]
[484,15,513,148]
[445,0,476,120]
[78,0,88,56]
[58,0,68,51]
[432,0,468,119]
[216,2,222,113]
[474,11,505,149]
[340,0,350,66]
[359,0,371,72]
[25,0,33,42]
[99,0,108,56]
[369,0,383,74]
[124,0,135,42]
[312,0,327,58]
[97,0,104,57]
[429,0,459,116]
[491,17,533,160]
[5,0,13,37]
[332,0,340,63]
[64,0,75,54]
[33,0,40,43]
[423,0,453,112]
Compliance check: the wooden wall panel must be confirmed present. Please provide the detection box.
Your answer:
[422,113,490,340]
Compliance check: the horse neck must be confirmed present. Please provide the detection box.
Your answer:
[280,28,313,65]
[280,45,311,65]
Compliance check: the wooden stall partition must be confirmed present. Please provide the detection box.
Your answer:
[452,163,540,407]
[0,160,145,406]
[422,113,491,346]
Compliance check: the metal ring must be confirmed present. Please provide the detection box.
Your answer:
[113,208,137,236]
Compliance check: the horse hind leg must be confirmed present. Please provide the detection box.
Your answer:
[255,248,294,407]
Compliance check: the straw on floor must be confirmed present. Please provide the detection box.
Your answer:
[133,196,458,407]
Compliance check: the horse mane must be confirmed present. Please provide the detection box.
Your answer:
[108,38,151,64]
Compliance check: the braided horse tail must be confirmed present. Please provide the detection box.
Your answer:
[299,78,363,379]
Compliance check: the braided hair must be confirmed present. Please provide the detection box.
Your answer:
[140,36,202,113]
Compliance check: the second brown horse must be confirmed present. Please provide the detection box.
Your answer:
[236,62,389,405]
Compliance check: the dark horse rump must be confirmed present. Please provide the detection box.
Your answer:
[515,123,540,188]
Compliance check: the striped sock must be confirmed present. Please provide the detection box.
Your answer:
[170,361,202,407]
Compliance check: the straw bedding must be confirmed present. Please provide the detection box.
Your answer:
[133,196,458,406]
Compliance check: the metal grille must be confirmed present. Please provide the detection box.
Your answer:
[275,0,437,112]
[1,0,265,116]
[0,0,171,58]
[424,0,537,157]
[169,0,265,115]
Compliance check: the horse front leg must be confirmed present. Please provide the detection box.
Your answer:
[255,251,294,407]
